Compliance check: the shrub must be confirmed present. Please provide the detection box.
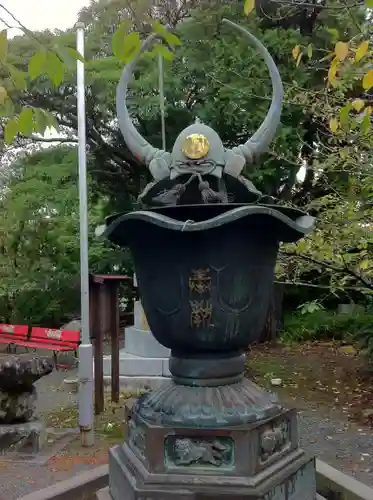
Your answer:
[355,327,373,364]
[281,309,373,343]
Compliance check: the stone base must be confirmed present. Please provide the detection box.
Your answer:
[103,400,317,500]
[105,444,315,499]
[102,351,170,378]
[0,419,45,454]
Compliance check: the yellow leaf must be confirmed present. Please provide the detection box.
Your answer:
[244,0,255,15]
[329,117,339,133]
[328,58,339,85]
[352,99,365,112]
[296,52,303,67]
[365,106,372,115]
[360,259,371,270]
[362,69,373,91]
[292,45,300,60]
[340,345,356,355]
[335,41,349,61]
[297,240,307,252]
[355,40,369,62]
[320,52,336,62]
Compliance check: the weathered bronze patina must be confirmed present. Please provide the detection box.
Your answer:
[98,18,316,500]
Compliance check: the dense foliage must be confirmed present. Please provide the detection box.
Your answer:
[0,146,129,326]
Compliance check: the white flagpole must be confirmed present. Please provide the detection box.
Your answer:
[76,21,94,447]
[158,53,166,150]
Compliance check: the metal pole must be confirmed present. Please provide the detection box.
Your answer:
[76,21,94,447]
[158,53,166,150]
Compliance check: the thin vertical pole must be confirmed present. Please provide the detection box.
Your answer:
[158,53,166,150]
[110,281,120,403]
[76,21,94,447]
[94,282,104,414]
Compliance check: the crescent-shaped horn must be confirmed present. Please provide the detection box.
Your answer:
[116,34,164,165]
[222,19,283,165]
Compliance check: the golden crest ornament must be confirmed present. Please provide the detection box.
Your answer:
[182,134,210,160]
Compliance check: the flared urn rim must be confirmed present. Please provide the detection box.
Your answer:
[102,203,315,246]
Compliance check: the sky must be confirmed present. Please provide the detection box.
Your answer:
[0,0,90,35]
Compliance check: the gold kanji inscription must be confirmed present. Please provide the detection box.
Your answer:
[189,269,211,295]
[190,300,212,329]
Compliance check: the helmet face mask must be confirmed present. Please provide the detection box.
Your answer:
[116,19,283,207]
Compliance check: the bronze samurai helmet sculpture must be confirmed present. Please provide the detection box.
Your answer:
[116,19,283,208]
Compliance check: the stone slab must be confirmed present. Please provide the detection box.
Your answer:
[102,351,170,377]
[125,327,170,358]
[0,419,45,454]
[16,464,108,500]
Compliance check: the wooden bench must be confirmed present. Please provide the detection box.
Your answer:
[26,327,80,369]
[0,324,29,353]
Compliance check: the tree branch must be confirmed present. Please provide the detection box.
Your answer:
[281,251,373,291]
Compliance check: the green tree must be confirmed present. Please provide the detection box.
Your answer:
[0,146,128,326]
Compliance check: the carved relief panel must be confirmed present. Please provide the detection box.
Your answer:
[258,417,291,468]
[165,435,235,471]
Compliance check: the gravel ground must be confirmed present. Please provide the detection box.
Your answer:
[1,354,373,499]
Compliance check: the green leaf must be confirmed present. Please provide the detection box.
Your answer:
[55,45,86,69]
[152,43,174,61]
[112,32,141,62]
[326,28,339,42]
[365,0,373,7]
[112,21,133,58]
[307,44,313,59]
[244,0,255,14]
[28,50,47,80]
[339,104,351,126]
[0,86,7,105]
[33,108,48,135]
[4,118,18,144]
[66,47,85,63]
[151,21,181,48]
[45,52,64,86]
[18,107,34,136]
[0,97,14,117]
[0,30,8,62]
[361,115,370,135]
[9,66,27,91]
[45,111,59,131]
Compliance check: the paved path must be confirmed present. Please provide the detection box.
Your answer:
[1,355,373,498]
